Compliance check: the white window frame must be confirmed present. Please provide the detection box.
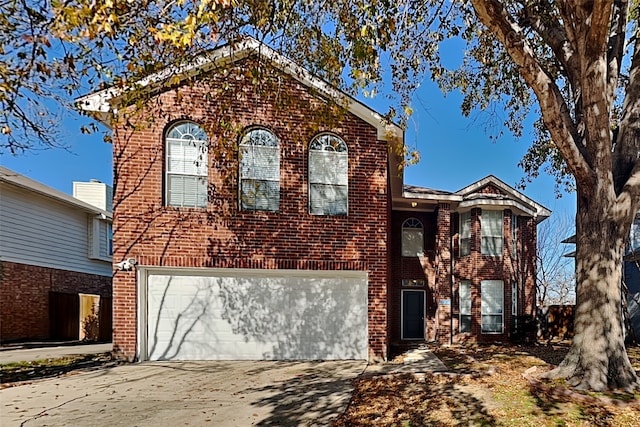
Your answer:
[309,133,348,215]
[239,128,280,212]
[481,210,503,256]
[459,280,471,333]
[401,217,424,257]
[481,280,504,333]
[459,211,471,256]
[165,122,208,208]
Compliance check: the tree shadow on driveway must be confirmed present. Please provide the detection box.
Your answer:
[244,360,366,426]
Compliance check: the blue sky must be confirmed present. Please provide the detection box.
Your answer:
[0,62,576,226]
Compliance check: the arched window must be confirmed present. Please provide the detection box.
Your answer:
[402,217,424,257]
[309,133,348,215]
[239,128,280,211]
[165,121,208,208]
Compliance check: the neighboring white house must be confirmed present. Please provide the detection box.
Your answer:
[0,166,113,342]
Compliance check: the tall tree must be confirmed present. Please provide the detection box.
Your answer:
[464,0,639,392]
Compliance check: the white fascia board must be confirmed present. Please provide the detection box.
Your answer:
[458,198,537,217]
[76,38,403,142]
[456,175,551,220]
[401,191,462,202]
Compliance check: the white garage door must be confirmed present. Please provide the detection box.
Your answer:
[141,269,368,361]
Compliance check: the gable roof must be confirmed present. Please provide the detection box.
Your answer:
[456,175,551,221]
[396,175,550,222]
[76,37,403,142]
[0,166,112,218]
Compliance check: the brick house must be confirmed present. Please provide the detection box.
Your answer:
[0,167,113,342]
[78,38,550,361]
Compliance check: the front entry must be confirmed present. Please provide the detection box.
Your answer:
[402,290,425,339]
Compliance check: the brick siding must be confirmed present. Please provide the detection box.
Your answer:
[0,261,111,342]
[111,60,389,360]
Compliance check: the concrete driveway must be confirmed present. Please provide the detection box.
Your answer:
[1,360,366,426]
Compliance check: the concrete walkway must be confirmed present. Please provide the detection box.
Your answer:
[0,342,113,364]
[365,345,448,375]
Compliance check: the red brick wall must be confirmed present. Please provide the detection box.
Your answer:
[389,210,438,344]
[111,61,390,360]
[452,208,537,344]
[0,261,111,342]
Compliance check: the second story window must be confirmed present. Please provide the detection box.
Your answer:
[481,210,503,256]
[309,133,348,215]
[402,218,424,257]
[239,128,280,212]
[459,211,471,256]
[165,122,208,208]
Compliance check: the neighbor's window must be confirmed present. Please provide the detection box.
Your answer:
[309,133,348,215]
[165,122,208,208]
[481,280,504,333]
[402,218,424,257]
[239,128,280,212]
[107,223,113,256]
[459,211,471,256]
[481,210,503,256]
[459,280,471,333]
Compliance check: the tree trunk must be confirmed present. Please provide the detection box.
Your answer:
[544,187,639,391]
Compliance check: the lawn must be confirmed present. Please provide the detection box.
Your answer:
[334,343,640,427]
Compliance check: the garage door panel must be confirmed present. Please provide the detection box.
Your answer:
[146,272,367,361]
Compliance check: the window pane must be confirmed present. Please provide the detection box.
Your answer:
[402,229,423,256]
[165,122,208,208]
[460,211,471,256]
[240,145,279,181]
[481,280,503,333]
[481,236,503,256]
[459,281,471,315]
[309,134,348,215]
[460,315,471,333]
[241,179,279,212]
[309,183,347,215]
[459,280,471,333]
[481,210,503,256]
[309,151,348,185]
[239,129,280,212]
[167,175,207,208]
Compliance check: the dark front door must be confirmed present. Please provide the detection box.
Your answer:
[402,290,425,339]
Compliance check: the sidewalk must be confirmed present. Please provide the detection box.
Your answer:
[0,342,112,364]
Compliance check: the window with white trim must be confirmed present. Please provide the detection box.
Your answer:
[481,210,503,256]
[459,211,471,256]
[402,218,424,257]
[309,134,348,215]
[165,122,208,208]
[239,128,280,212]
[459,280,471,333]
[88,217,112,261]
[481,280,504,333]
